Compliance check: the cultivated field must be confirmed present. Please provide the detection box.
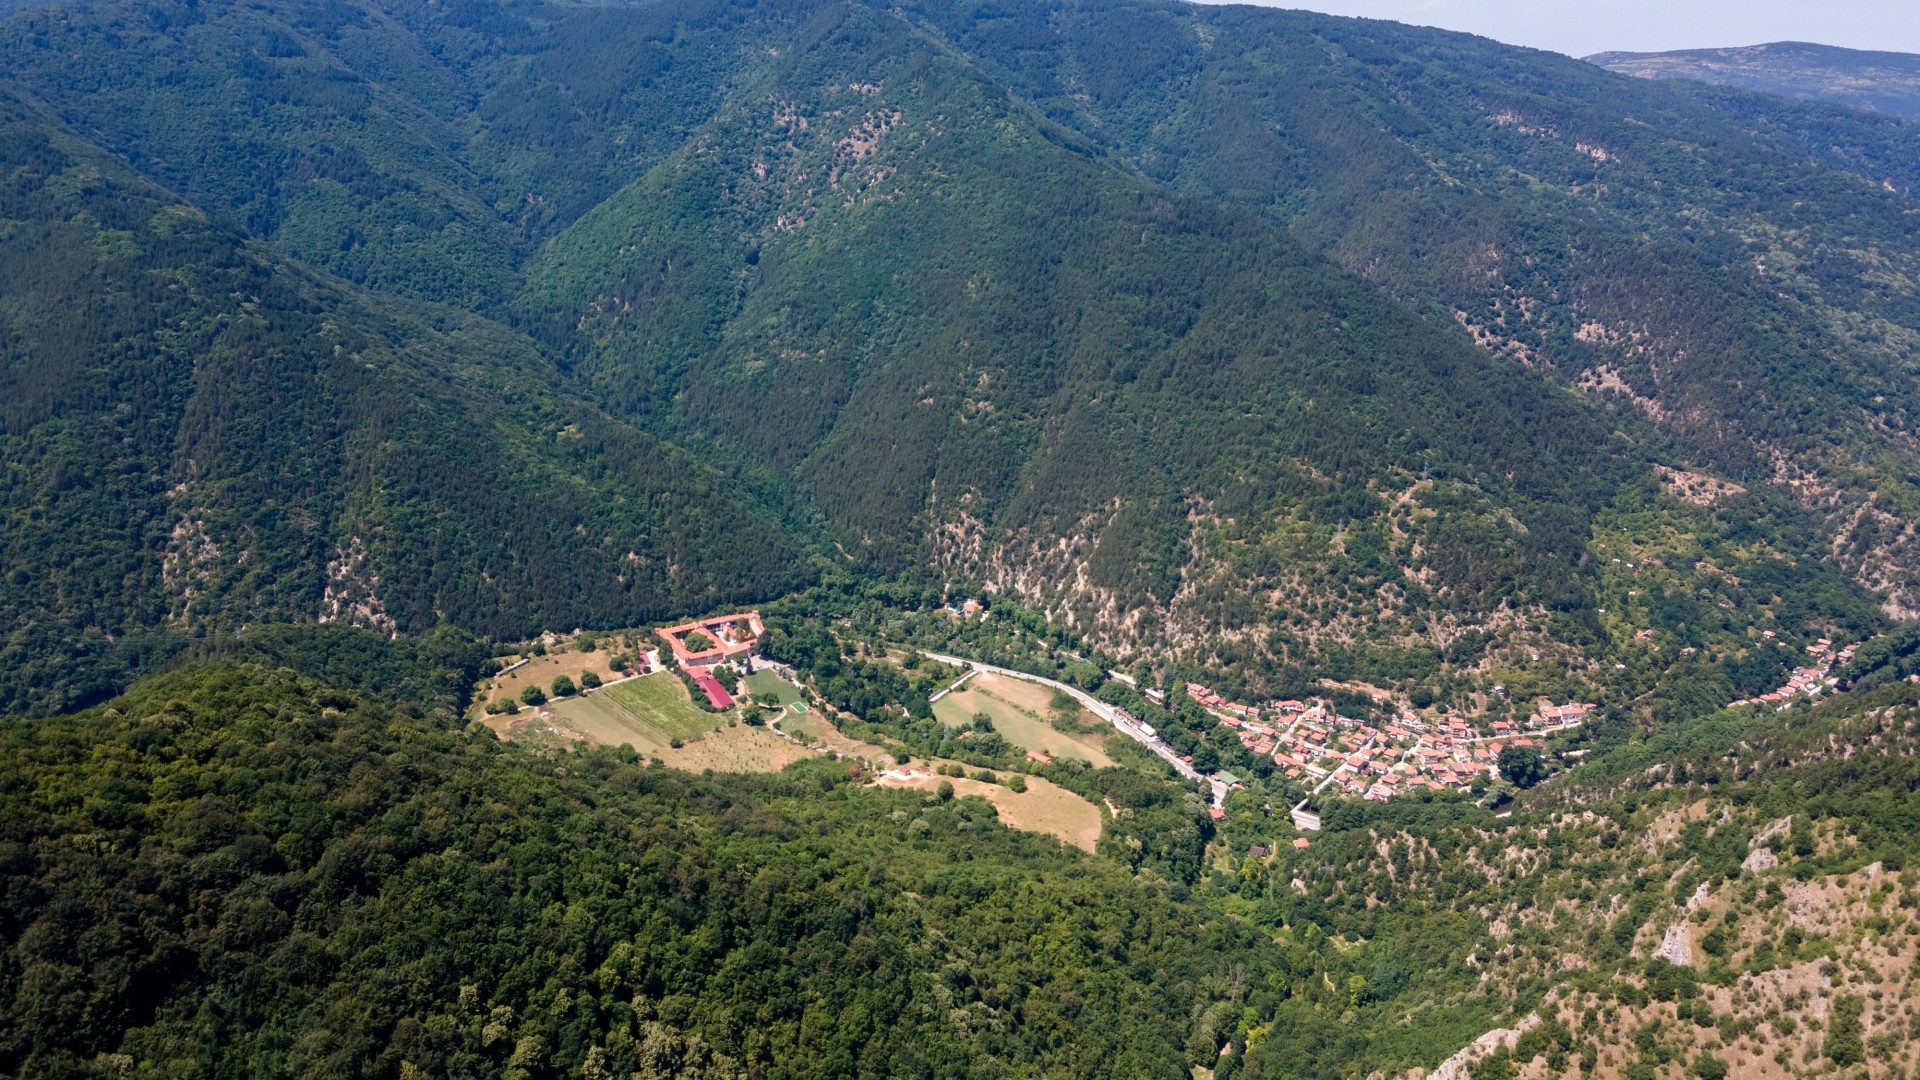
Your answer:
[876,771,1102,852]
[932,672,1115,766]
[600,671,722,740]
[546,691,673,755]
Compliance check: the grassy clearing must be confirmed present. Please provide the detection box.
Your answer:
[601,671,723,740]
[658,725,815,773]
[878,772,1102,852]
[933,673,1114,767]
[478,650,625,714]
[743,670,804,706]
[782,713,825,742]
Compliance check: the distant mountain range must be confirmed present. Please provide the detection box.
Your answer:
[1588,41,1920,122]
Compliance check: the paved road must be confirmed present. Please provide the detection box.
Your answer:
[919,650,1229,806]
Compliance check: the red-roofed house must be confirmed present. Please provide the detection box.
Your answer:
[693,674,734,709]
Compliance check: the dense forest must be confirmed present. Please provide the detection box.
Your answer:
[0,645,1286,1080]
[0,87,802,715]
[2,0,1917,715]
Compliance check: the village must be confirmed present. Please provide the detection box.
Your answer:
[1726,635,1856,708]
[1156,680,1594,804]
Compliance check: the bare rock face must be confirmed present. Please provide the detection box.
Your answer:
[1742,847,1779,872]
[1752,817,1793,848]
[1653,921,1694,967]
[1426,1012,1542,1080]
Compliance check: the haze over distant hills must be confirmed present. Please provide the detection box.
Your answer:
[1588,41,1920,122]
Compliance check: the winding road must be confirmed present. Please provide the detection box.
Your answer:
[918,650,1229,807]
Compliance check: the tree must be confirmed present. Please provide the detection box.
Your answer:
[551,674,577,697]
[1826,996,1865,1066]
[1498,745,1546,789]
[521,684,547,706]
[579,671,602,689]
[1191,742,1221,773]
[684,631,714,652]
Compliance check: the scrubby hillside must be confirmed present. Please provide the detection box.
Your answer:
[1198,680,1920,1080]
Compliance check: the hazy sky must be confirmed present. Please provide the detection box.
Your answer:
[1204,0,1920,58]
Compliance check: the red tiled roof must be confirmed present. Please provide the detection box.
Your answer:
[693,674,734,709]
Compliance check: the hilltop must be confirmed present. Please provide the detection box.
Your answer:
[1589,41,1920,122]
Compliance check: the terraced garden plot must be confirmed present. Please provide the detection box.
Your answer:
[932,672,1114,766]
[599,671,725,740]
[659,724,814,773]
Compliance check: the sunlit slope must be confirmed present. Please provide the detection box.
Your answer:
[522,0,1637,623]
[896,0,1920,610]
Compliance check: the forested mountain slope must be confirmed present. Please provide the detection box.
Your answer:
[0,90,801,715]
[518,0,1649,637]
[890,0,1920,612]
[0,0,780,312]
[1590,42,1920,123]
[0,0,1916,710]
[0,655,1287,1080]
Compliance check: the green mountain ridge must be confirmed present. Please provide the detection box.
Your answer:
[3,0,1918,710]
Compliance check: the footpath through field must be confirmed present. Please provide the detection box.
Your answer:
[917,651,1228,807]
